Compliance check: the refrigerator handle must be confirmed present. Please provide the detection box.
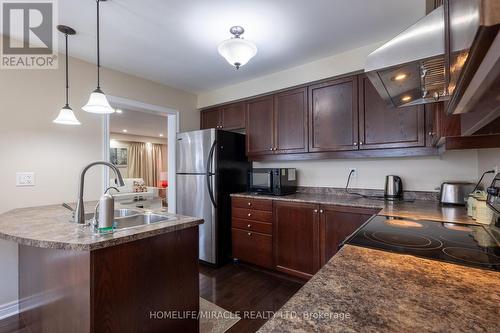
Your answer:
[206,140,217,207]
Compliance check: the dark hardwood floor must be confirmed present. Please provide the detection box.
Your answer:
[0,263,303,333]
[200,263,303,333]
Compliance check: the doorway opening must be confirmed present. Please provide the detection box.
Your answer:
[102,96,178,213]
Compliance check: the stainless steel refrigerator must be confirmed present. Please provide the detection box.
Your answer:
[176,129,250,266]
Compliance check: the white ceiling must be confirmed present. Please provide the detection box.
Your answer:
[110,108,168,138]
[58,0,425,93]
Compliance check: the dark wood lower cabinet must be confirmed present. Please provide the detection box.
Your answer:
[232,228,273,269]
[18,227,200,333]
[319,205,379,265]
[273,201,320,279]
[232,199,380,280]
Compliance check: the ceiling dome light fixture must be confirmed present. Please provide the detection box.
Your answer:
[218,26,257,70]
[82,0,114,114]
[53,25,81,126]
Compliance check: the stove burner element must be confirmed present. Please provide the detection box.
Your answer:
[365,231,442,249]
[442,247,500,266]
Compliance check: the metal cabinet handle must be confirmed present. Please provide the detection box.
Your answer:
[247,232,252,236]
[359,141,363,145]
[353,142,358,146]
[247,202,252,206]
[320,209,324,213]
[314,209,318,213]
[428,131,436,136]
[269,148,273,151]
[247,224,251,228]
[247,213,252,217]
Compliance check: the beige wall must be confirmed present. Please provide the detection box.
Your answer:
[477,148,500,188]
[0,56,197,305]
[254,150,480,192]
[197,40,384,108]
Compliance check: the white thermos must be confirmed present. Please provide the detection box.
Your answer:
[95,193,115,232]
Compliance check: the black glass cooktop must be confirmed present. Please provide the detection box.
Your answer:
[345,215,500,271]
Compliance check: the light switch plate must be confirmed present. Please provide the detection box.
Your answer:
[16,172,35,186]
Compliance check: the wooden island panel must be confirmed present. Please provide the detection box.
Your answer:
[18,227,199,333]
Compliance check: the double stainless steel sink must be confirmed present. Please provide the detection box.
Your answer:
[85,209,177,232]
[114,211,177,230]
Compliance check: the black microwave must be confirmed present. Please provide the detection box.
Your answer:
[248,168,297,196]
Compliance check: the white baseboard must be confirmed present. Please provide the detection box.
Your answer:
[0,299,19,320]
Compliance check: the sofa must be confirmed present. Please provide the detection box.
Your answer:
[111,178,159,201]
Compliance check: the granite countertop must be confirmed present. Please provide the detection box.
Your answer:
[0,203,203,251]
[258,245,500,333]
[231,192,476,224]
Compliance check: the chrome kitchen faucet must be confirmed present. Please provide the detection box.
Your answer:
[74,161,125,224]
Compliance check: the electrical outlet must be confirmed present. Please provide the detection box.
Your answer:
[16,172,35,187]
[349,168,357,178]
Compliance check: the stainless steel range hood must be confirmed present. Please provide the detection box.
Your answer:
[365,0,500,109]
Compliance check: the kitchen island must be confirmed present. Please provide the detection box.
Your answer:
[0,203,203,333]
[258,245,500,333]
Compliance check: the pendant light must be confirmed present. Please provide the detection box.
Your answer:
[53,25,81,125]
[218,26,257,69]
[82,0,114,114]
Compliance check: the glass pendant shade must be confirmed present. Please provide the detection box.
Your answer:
[53,105,81,125]
[218,37,257,69]
[82,88,115,114]
[83,0,114,114]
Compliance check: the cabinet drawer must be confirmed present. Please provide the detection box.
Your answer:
[232,218,273,234]
[232,197,272,211]
[232,208,273,223]
[232,228,273,269]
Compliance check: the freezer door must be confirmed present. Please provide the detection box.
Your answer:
[176,173,217,263]
[176,129,216,174]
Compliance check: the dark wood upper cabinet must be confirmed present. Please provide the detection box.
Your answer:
[319,205,378,266]
[273,201,320,279]
[200,108,220,129]
[200,102,246,130]
[220,102,245,130]
[358,75,426,149]
[246,96,275,155]
[428,102,461,146]
[309,76,359,152]
[274,87,308,154]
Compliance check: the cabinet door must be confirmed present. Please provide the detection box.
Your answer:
[427,102,461,146]
[200,108,220,129]
[274,88,308,153]
[358,75,425,149]
[220,102,245,130]
[319,205,378,265]
[273,201,320,279]
[309,76,359,152]
[246,96,275,155]
[232,228,273,269]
